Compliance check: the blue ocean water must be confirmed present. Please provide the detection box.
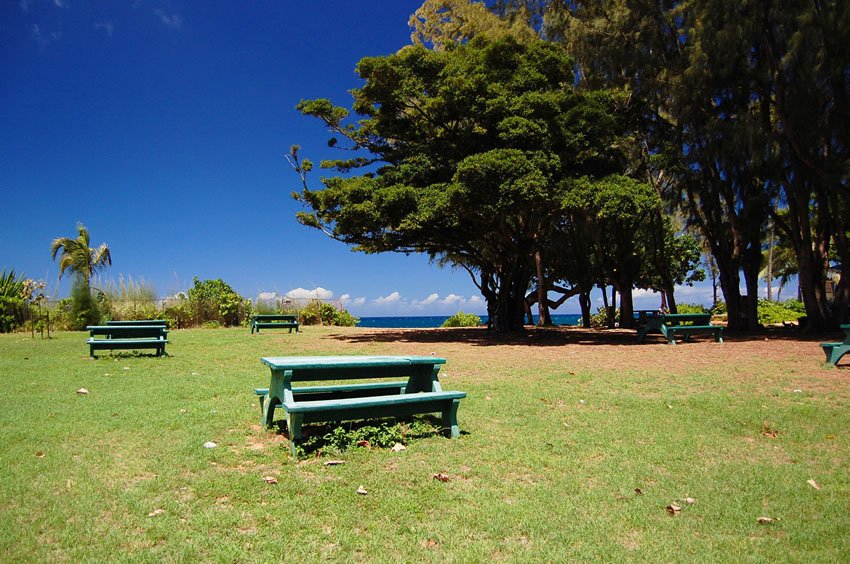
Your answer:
[356,314,582,328]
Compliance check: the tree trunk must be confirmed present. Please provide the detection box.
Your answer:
[766,222,775,301]
[534,250,552,326]
[579,289,591,327]
[618,282,635,329]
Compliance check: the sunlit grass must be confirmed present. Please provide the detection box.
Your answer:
[0,327,847,560]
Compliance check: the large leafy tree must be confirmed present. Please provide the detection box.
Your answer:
[293,37,629,331]
[50,223,112,287]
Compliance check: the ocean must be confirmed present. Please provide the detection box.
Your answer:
[356,314,582,328]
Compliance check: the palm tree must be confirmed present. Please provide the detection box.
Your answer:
[50,223,112,286]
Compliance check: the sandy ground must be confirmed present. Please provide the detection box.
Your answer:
[309,325,849,393]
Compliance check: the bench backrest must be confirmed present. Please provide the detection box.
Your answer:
[261,355,446,394]
[88,325,167,338]
[253,315,298,322]
[106,320,168,326]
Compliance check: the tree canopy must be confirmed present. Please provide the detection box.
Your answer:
[293,37,651,331]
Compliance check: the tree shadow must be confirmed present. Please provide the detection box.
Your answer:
[328,325,830,347]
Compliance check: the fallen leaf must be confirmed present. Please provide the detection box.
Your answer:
[685,497,696,504]
[807,479,821,490]
[123,367,130,371]
[263,476,278,484]
[202,441,217,449]
[757,516,776,524]
[324,460,345,466]
[356,440,370,448]
[433,472,450,482]
[35,451,45,458]
[148,509,166,517]
[666,504,682,516]
[419,538,438,549]
[761,421,779,438]
[391,443,406,452]
[356,485,368,495]
[485,395,492,401]
[634,488,643,495]
[76,388,89,395]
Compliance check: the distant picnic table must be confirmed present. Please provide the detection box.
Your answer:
[251,314,300,334]
[821,324,850,366]
[255,355,466,455]
[636,312,723,345]
[86,323,169,357]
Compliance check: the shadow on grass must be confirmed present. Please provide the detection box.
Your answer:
[271,415,456,458]
[329,325,828,348]
[91,351,170,359]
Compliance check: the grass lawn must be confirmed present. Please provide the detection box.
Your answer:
[1,326,848,561]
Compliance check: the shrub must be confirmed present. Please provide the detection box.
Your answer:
[676,303,709,314]
[186,277,250,327]
[758,298,805,325]
[298,301,359,326]
[442,311,482,328]
[68,278,101,329]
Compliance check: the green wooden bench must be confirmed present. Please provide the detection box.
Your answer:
[637,313,723,344]
[821,324,850,366]
[251,314,300,334]
[257,355,466,455]
[86,325,168,357]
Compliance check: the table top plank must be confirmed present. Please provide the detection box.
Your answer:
[261,355,445,370]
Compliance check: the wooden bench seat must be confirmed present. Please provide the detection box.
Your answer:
[661,323,723,345]
[257,355,466,455]
[253,381,408,412]
[86,337,168,357]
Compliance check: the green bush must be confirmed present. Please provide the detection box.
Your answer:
[711,301,727,316]
[441,311,481,328]
[758,299,805,325]
[186,277,250,327]
[298,301,359,327]
[589,307,617,329]
[68,278,102,330]
[676,303,710,314]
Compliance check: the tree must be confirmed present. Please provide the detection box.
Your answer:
[292,37,631,331]
[50,223,112,287]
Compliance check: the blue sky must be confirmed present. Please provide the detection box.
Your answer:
[0,1,722,316]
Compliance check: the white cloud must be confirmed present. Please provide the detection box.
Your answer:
[154,8,182,29]
[285,287,334,300]
[374,291,403,306]
[414,293,440,306]
[441,293,463,305]
[339,294,366,307]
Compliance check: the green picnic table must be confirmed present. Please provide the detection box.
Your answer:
[86,324,169,357]
[255,355,467,455]
[821,324,850,366]
[636,312,723,345]
[251,314,300,334]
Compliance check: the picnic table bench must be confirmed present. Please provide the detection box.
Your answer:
[821,324,850,366]
[256,355,466,455]
[636,312,723,345]
[251,314,300,334]
[86,324,169,357]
